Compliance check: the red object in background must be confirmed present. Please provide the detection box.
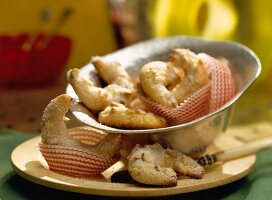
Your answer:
[0,33,71,87]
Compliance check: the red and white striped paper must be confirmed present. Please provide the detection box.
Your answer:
[139,53,235,125]
[198,53,235,112]
[39,127,117,177]
[68,127,107,146]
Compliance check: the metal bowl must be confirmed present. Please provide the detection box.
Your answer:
[66,36,261,154]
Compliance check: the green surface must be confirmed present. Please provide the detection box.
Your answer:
[0,129,36,180]
[1,129,272,200]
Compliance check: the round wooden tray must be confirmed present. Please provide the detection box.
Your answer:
[11,135,256,197]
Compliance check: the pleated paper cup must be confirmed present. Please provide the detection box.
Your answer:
[138,54,235,125]
[38,127,117,177]
[198,53,235,112]
[138,84,211,126]
[67,126,107,146]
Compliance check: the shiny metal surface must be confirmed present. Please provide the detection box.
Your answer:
[66,36,261,153]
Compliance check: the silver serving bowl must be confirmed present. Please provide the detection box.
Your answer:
[66,36,261,154]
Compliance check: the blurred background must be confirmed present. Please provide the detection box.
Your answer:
[0,0,271,135]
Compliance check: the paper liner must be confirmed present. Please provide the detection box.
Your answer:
[198,53,235,112]
[67,127,107,146]
[138,84,211,125]
[38,127,117,177]
[138,54,235,125]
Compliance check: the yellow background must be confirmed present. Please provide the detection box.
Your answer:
[0,0,117,72]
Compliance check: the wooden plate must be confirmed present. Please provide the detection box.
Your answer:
[11,134,256,197]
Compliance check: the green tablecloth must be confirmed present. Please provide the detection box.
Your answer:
[1,129,272,200]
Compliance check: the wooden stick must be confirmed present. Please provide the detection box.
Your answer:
[101,159,127,180]
[198,137,272,165]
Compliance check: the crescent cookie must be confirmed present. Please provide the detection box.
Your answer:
[92,56,135,91]
[41,94,121,157]
[68,68,132,111]
[169,49,210,104]
[139,61,183,108]
[98,102,167,129]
